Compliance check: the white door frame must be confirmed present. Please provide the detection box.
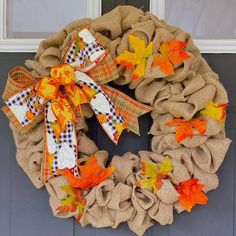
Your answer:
[0,0,101,52]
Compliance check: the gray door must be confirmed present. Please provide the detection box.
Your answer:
[0,1,235,236]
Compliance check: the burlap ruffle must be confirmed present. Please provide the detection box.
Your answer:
[7,5,231,236]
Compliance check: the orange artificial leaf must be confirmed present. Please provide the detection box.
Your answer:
[61,155,115,191]
[152,40,190,76]
[116,34,153,80]
[56,185,86,221]
[136,157,173,192]
[165,118,206,143]
[175,178,208,212]
[200,101,227,123]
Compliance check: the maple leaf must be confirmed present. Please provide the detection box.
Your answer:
[61,155,115,191]
[56,185,86,221]
[116,34,153,80]
[152,40,190,76]
[136,157,173,193]
[200,101,227,123]
[175,178,208,212]
[165,118,206,143]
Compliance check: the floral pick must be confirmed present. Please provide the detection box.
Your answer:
[175,178,208,212]
[116,34,153,80]
[56,185,86,221]
[136,157,173,193]
[200,101,227,123]
[152,40,190,76]
[61,155,115,191]
[165,118,206,143]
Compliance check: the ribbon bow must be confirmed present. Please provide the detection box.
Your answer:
[2,29,152,181]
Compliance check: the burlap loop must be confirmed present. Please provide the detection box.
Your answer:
[5,5,231,236]
[110,152,139,183]
[131,20,155,43]
[25,59,50,77]
[148,201,173,225]
[10,122,44,188]
[38,47,61,68]
[77,133,98,156]
[191,138,231,174]
[128,210,153,236]
[107,183,133,211]
[80,179,133,228]
[91,6,144,39]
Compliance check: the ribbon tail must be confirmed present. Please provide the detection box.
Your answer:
[42,101,79,182]
[101,85,153,135]
[75,71,127,144]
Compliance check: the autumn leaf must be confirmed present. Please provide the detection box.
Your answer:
[136,157,173,193]
[116,34,153,80]
[152,40,190,76]
[56,185,86,221]
[175,178,208,212]
[165,118,206,143]
[61,155,115,191]
[200,101,227,123]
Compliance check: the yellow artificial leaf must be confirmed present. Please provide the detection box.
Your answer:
[116,35,153,80]
[56,185,86,221]
[136,157,173,192]
[200,101,227,123]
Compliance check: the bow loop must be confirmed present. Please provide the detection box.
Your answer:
[50,64,76,85]
[36,76,59,100]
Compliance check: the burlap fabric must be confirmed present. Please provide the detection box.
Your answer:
[9,6,231,236]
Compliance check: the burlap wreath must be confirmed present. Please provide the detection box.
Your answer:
[4,6,231,236]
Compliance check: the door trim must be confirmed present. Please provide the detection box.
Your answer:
[0,0,101,52]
